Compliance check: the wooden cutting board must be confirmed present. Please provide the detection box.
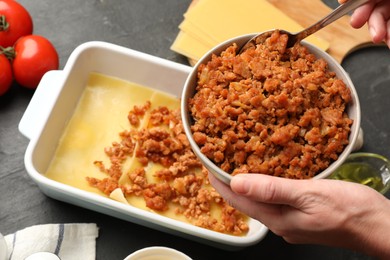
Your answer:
[268,0,375,63]
[187,0,376,63]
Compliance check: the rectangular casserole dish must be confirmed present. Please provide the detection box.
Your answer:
[18,41,268,250]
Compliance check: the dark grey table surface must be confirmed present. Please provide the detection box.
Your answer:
[1,0,389,259]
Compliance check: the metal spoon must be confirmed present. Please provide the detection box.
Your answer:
[240,0,371,53]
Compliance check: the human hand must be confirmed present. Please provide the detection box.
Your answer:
[338,0,390,47]
[209,173,390,259]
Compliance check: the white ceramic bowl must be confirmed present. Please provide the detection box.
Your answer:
[124,247,191,260]
[19,41,268,250]
[181,33,362,184]
[0,233,7,260]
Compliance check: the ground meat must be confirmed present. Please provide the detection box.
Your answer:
[86,101,248,236]
[189,30,353,179]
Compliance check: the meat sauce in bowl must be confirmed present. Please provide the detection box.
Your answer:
[182,30,361,183]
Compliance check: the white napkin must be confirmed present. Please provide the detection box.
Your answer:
[4,223,99,260]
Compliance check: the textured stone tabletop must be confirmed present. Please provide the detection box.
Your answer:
[1,1,389,259]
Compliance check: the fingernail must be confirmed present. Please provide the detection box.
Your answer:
[369,26,377,39]
[231,176,250,194]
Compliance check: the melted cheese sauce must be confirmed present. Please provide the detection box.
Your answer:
[46,73,157,194]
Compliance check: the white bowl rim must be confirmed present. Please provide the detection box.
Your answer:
[124,246,192,260]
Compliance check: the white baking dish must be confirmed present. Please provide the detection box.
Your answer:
[18,41,268,250]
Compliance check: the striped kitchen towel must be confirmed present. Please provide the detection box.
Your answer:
[3,223,99,260]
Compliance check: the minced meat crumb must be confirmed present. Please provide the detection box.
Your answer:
[86,101,248,236]
[189,30,353,179]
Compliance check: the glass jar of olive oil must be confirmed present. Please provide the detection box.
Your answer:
[329,153,390,194]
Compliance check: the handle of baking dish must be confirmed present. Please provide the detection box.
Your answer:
[19,70,66,140]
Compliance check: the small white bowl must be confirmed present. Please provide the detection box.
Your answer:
[124,247,191,260]
[0,233,7,260]
[19,41,268,250]
[181,32,362,184]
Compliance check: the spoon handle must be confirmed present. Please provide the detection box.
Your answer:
[320,0,371,27]
[295,0,371,43]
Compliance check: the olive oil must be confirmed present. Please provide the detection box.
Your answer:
[331,162,384,191]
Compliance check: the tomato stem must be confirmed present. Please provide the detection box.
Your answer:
[0,15,9,31]
[0,46,15,61]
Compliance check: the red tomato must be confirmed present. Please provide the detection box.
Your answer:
[0,0,33,48]
[0,53,12,95]
[13,35,59,89]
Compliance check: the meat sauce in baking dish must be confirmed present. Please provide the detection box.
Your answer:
[45,72,248,236]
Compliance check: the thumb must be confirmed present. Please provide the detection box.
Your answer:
[231,174,314,207]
